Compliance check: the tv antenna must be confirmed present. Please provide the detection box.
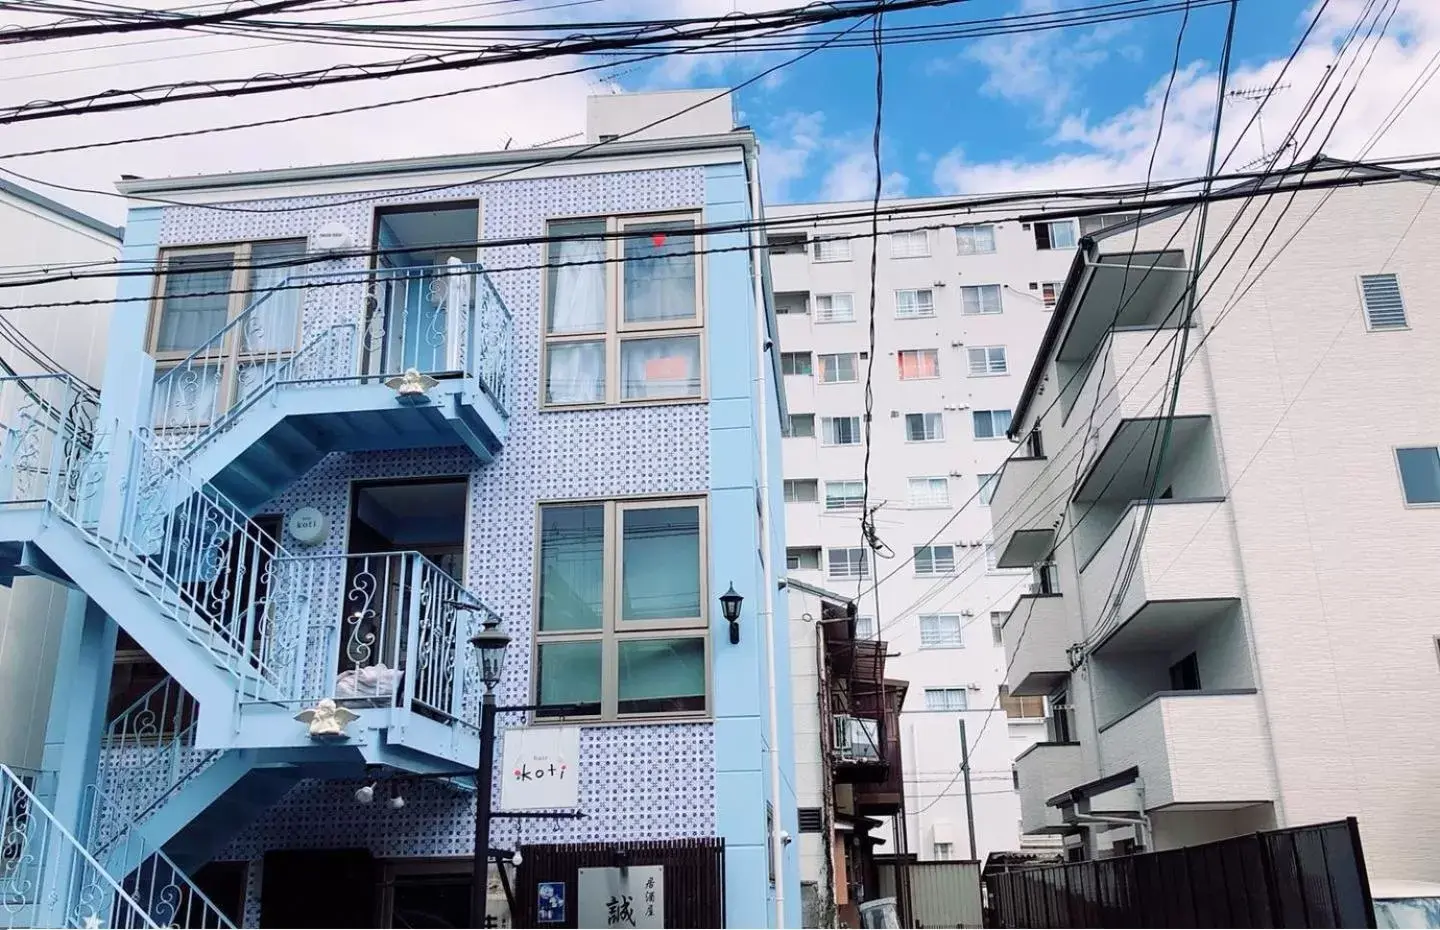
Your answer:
[1227,83,1291,167]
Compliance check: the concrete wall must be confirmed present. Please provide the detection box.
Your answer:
[0,187,119,771]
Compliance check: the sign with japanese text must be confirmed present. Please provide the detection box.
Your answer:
[499,725,579,810]
[577,866,664,929]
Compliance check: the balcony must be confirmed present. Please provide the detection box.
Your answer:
[1004,593,1069,696]
[150,262,513,510]
[990,455,1054,569]
[1067,328,1216,504]
[1078,498,1242,651]
[1014,742,1086,834]
[1098,690,1276,810]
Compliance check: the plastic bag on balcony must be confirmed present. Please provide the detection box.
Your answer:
[335,662,403,699]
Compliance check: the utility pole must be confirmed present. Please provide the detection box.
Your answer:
[958,718,977,860]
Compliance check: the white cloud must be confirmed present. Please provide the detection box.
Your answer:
[934,0,1440,193]
[758,110,908,203]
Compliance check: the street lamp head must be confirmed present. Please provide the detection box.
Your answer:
[720,583,743,644]
[469,614,511,691]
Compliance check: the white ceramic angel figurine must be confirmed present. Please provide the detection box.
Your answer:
[295,698,359,738]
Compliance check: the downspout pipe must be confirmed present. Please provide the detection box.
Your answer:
[745,140,786,930]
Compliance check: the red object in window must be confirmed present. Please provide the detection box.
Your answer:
[651,232,668,247]
[645,355,689,383]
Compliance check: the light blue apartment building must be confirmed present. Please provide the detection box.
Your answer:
[0,92,798,928]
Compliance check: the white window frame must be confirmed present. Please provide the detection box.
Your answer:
[924,687,969,710]
[1359,273,1408,331]
[542,213,706,409]
[908,477,950,509]
[821,416,862,447]
[818,352,860,384]
[973,409,1012,440]
[532,496,711,722]
[990,611,1007,646]
[978,473,998,506]
[905,412,944,443]
[894,288,935,319]
[855,616,877,640]
[960,284,1003,316]
[919,615,964,649]
[825,480,866,511]
[828,547,869,579]
[890,230,930,259]
[897,348,940,381]
[914,545,956,577]
[813,237,852,262]
[780,352,813,377]
[787,413,815,438]
[783,479,818,503]
[956,224,996,255]
[1041,281,1061,310]
[814,293,856,324]
[787,547,821,570]
[1395,445,1440,506]
[1035,220,1077,250]
[967,345,1008,377]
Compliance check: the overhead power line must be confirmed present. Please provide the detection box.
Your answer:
[0,0,337,43]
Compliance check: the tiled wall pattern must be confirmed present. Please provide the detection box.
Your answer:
[153,167,720,859]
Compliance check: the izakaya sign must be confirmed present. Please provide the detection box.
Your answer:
[499,725,580,810]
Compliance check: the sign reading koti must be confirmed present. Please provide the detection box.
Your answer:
[499,725,579,810]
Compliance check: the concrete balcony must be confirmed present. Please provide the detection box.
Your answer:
[1078,498,1242,651]
[1004,593,1069,696]
[990,456,1055,569]
[1068,328,1216,504]
[1014,741,1086,834]
[1098,690,1276,810]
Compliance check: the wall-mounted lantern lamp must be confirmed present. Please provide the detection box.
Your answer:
[720,583,744,644]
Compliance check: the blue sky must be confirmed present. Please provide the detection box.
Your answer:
[5,0,1439,223]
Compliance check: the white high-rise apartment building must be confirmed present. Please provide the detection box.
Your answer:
[773,196,1132,864]
[992,160,1440,882]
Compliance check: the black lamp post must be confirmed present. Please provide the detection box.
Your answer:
[720,582,744,644]
[469,613,510,929]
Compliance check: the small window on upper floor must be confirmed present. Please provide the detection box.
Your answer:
[924,687,968,710]
[891,230,930,259]
[978,473,998,505]
[1396,446,1440,505]
[999,684,1046,719]
[815,293,855,324]
[960,284,1003,315]
[543,214,702,408]
[990,610,1007,646]
[818,352,861,384]
[1041,281,1062,309]
[1360,273,1407,330]
[774,292,809,315]
[919,615,964,649]
[787,413,816,438]
[1033,220,1077,251]
[905,412,944,442]
[781,352,813,377]
[855,615,877,640]
[784,479,819,503]
[898,349,940,380]
[967,345,1008,377]
[908,477,950,509]
[787,546,821,571]
[813,237,852,262]
[956,224,996,255]
[825,480,866,511]
[895,288,935,319]
[973,409,1012,439]
[828,547,869,579]
[1079,213,1140,237]
[768,233,808,256]
[821,416,862,446]
[913,545,956,576]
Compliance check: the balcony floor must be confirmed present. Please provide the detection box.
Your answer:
[189,378,506,510]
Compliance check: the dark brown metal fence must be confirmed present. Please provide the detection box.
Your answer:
[513,837,725,929]
[986,819,1375,928]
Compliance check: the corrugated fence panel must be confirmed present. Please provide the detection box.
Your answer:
[986,820,1375,929]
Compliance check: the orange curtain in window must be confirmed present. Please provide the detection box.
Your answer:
[898,351,937,379]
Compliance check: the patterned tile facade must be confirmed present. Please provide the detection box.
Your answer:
[147,167,721,860]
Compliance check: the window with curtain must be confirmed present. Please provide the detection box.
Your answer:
[956,224,996,255]
[818,353,860,383]
[534,497,708,720]
[787,414,815,437]
[905,412,943,442]
[924,687,968,710]
[543,213,703,407]
[895,289,935,319]
[781,352,813,376]
[1042,282,1061,309]
[973,409,1012,439]
[978,473,998,505]
[908,478,949,509]
[821,416,861,446]
[960,284,1003,315]
[151,239,307,429]
[890,230,930,258]
[813,237,852,262]
[825,480,865,510]
[898,349,940,380]
[814,293,855,323]
[919,614,963,648]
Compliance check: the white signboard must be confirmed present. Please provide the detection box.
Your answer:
[578,866,664,929]
[499,725,579,810]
